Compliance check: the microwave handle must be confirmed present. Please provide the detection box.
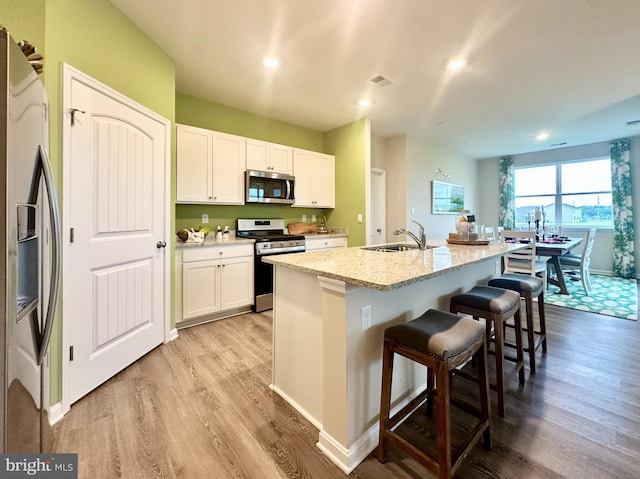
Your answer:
[286,179,292,200]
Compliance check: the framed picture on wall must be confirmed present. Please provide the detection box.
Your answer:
[432,180,464,214]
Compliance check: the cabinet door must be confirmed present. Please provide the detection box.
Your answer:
[211,131,246,204]
[220,255,254,310]
[182,260,220,319]
[176,125,213,203]
[305,236,347,251]
[246,139,270,171]
[313,153,335,208]
[269,143,293,174]
[292,148,315,207]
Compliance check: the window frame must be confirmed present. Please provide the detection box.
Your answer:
[514,156,613,231]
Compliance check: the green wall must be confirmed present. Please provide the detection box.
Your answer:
[175,92,331,231]
[324,119,368,246]
[0,0,45,55]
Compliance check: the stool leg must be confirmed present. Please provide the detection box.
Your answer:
[524,293,537,374]
[513,309,525,384]
[436,362,452,479]
[377,339,394,463]
[492,315,506,417]
[426,367,435,416]
[538,291,547,352]
[476,338,492,449]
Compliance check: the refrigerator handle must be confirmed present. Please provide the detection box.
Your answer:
[37,145,62,366]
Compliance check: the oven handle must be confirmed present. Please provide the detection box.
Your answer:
[257,246,306,256]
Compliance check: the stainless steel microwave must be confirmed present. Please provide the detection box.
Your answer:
[245,170,295,204]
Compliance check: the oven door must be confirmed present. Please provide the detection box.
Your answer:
[254,249,305,312]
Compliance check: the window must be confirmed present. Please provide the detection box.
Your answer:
[514,158,613,229]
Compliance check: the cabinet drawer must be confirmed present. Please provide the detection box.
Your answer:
[305,237,347,250]
[182,243,254,262]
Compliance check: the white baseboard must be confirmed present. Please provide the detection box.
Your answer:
[169,327,179,341]
[47,402,65,426]
[269,384,322,430]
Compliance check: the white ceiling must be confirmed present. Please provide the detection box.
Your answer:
[111,0,640,159]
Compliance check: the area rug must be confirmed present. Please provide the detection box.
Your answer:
[544,274,638,320]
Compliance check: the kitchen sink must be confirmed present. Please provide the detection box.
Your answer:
[361,243,434,252]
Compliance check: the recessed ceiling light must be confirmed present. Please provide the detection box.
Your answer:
[358,99,372,107]
[446,57,467,70]
[536,132,550,141]
[263,57,279,68]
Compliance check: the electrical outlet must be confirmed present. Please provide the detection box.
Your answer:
[202,213,209,224]
[357,214,363,223]
[495,259,501,276]
[312,214,316,223]
[361,305,372,331]
[302,214,307,223]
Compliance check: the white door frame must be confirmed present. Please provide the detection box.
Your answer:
[60,64,172,416]
[370,168,387,244]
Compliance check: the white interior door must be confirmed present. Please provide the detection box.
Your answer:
[369,168,386,245]
[62,65,170,406]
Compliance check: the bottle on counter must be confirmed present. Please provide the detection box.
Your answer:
[215,226,222,241]
[222,225,229,241]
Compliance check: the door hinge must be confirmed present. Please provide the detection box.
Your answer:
[70,227,74,243]
[69,345,74,361]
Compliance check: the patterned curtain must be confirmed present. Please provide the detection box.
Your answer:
[610,139,635,279]
[498,156,515,230]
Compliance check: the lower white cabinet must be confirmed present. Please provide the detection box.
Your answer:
[180,243,254,322]
[305,236,347,251]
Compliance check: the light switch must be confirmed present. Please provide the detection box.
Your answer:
[202,213,209,224]
[357,214,363,223]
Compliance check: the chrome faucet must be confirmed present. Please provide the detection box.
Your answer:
[393,221,427,250]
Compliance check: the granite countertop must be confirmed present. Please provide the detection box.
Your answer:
[263,241,526,291]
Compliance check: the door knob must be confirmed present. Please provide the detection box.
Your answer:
[156,241,167,249]
[377,228,382,233]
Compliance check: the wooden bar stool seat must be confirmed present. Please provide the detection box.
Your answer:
[377,309,491,479]
[449,285,525,417]
[488,273,547,374]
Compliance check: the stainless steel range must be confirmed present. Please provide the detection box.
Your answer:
[237,219,306,312]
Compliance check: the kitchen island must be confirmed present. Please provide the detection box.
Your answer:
[263,240,526,474]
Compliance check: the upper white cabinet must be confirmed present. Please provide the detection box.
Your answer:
[176,124,246,204]
[293,148,335,208]
[246,138,293,175]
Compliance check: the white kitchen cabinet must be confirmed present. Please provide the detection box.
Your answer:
[180,244,254,322]
[305,236,347,251]
[293,148,335,208]
[246,138,293,174]
[176,124,246,204]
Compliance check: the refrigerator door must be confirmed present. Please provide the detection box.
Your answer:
[2,30,58,454]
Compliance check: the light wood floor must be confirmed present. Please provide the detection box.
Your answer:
[50,304,640,479]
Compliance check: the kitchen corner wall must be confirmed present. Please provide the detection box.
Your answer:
[379,133,478,242]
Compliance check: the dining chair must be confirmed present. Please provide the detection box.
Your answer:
[559,227,596,295]
[499,230,549,286]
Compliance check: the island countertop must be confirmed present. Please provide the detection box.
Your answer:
[263,241,526,291]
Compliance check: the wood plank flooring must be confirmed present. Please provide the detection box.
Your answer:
[50,304,640,479]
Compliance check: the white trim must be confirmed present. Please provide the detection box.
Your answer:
[47,402,65,426]
[269,384,322,430]
[60,63,171,414]
[168,328,179,342]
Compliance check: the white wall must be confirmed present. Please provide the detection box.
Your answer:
[476,136,640,276]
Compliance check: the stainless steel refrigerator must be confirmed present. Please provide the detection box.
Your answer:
[0,29,61,453]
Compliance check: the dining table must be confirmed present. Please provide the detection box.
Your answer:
[536,237,584,295]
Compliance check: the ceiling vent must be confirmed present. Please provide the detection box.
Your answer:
[626,119,640,126]
[550,142,567,147]
[368,74,396,87]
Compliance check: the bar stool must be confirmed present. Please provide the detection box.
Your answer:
[488,273,547,374]
[377,309,491,479]
[449,286,524,417]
